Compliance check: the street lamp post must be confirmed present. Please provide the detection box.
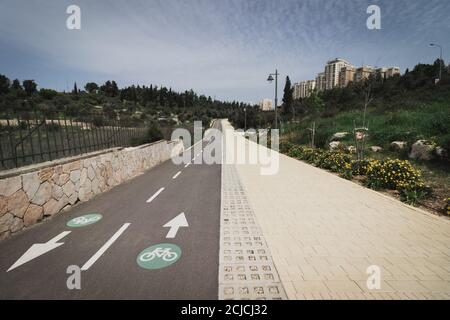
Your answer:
[267,69,279,129]
[430,43,443,81]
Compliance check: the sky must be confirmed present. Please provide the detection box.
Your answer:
[0,0,449,104]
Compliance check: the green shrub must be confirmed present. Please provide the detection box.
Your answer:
[146,123,163,143]
[366,158,428,192]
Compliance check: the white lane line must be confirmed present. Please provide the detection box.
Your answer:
[185,163,191,168]
[185,138,204,151]
[146,187,165,203]
[172,171,181,179]
[81,223,130,271]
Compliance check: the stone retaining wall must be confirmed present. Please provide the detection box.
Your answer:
[0,140,183,240]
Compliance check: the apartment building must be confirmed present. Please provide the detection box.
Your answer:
[315,72,326,92]
[324,58,351,90]
[386,66,401,78]
[259,98,273,111]
[354,66,376,82]
[338,66,356,88]
[293,80,316,99]
[292,82,302,100]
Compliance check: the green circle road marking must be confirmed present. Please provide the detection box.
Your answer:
[67,213,103,227]
[137,243,182,270]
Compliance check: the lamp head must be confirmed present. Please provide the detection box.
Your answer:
[267,75,274,82]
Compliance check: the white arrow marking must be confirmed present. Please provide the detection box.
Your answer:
[146,187,164,203]
[81,223,130,271]
[7,231,71,272]
[163,212,189,238]
[172,171,181,179]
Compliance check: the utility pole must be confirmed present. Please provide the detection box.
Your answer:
[267,69,279,129]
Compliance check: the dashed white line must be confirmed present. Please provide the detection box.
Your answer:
[172,171,181,179]
[81,223,130,271]
[185,163,191,168]
[146,187,165,203]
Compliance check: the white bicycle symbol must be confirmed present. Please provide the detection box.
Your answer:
[139,247,178,262]
[72,216,100,225]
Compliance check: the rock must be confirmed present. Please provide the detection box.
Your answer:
[409,140,435,161]
[22,172,40,200]
[0,213,14,233]
[7,190,29,218]
[43,195,68,216]
[91,178,100,195]
[0,176,22,197]
[79,179,92,202]
[52,184,64,200]
[436,146,447,159]
[80,168,88,185]
[0,196,7,216]
[0,230,11,241]
[31,181,52,206]
[10,217,24,233]
[58,173,70,186]
[62,180,75,197]
[331,132,349,141]
[38,168,53,182]
[23,204,43,226]
[329,141,341,150]
[347,146,357,154]
[62,160,81,173]
[87,166,96,180]
[390,141,407,151]
[70,169,81,183]
[371,146,383,153]
[68,193,78,205]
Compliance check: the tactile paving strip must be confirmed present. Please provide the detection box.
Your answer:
[219,162,286,300]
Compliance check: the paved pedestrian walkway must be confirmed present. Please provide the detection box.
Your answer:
[223,120,450,300]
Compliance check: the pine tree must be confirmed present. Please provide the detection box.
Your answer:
[282,76,293,116]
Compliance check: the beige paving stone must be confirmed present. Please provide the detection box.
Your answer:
[292,280,328,293]
[324,280,363,293]
[223,120,450,300]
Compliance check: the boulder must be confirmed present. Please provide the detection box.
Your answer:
[409,140,435,161]
[0,196,8,216]
[329,141,341,150]
[436,146,448,159]
[390,141,407,151]
[23,204,43,226]
[347,146,357,154]
[371,146,383,153]
[331,132,349,141]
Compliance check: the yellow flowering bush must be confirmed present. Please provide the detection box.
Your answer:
[285,144,431,205]
[366,159,427,192]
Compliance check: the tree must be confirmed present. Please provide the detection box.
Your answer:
[84,82,99,93]
[22,80,37,96]
[0,74,10,94]
[11,79,22,91]
[282,76,293,117]
[72,82,78,95]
